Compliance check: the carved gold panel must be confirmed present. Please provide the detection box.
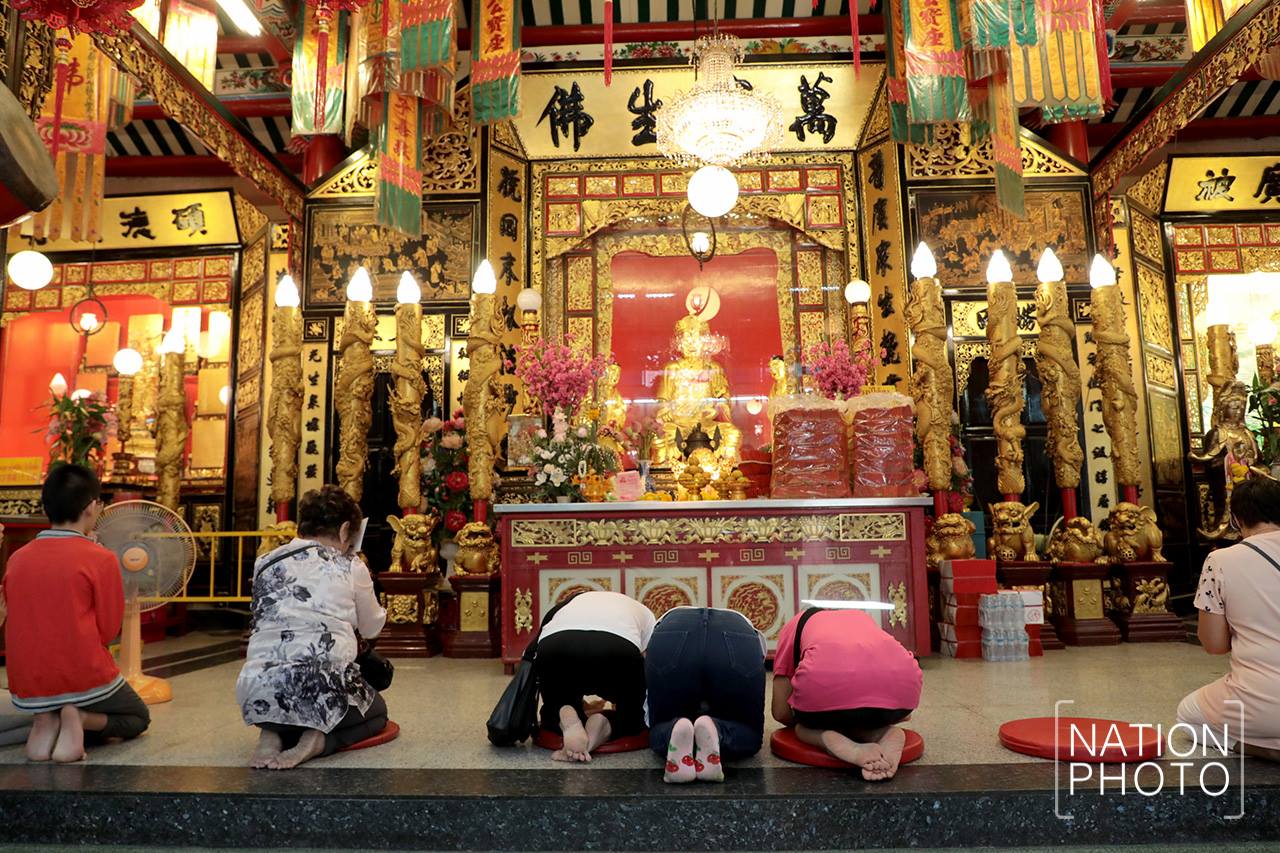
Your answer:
[566,255,594,312]
[799,311,827,354]
[796,250,824,306]
[1130,212,1164,264]
[547,176,580,197]
[459,591,490,632]
[1072,579,1104,620]
[907,125,1082,179]
[1124,161,1167,213]
[567,317,594,356]
[951,299,1040,338]
[1136,264,1173,352]
[236,290,264,379]
[510,512,905,548]
[1145,353,1176,388]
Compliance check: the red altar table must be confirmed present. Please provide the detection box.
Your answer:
[496,497,931,669]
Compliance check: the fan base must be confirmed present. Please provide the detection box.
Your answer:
[128,673,173,706]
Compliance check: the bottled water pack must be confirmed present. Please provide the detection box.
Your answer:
[979,592,1029,661]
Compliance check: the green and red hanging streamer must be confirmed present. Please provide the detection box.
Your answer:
[471,0,522,124]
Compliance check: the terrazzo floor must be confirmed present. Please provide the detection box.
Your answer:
[0,633,1229,770]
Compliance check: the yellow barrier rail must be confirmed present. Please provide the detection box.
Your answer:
[135,529,278,604]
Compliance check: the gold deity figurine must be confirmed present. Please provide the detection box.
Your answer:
[653,311,741,465]
[768,355,791,401]
[598,362,628,428]
[1191,380,1265,539]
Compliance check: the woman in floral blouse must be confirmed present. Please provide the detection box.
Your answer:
[236,486,387,769]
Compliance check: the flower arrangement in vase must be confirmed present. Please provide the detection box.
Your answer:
[528,408,619,502]
[514,336,613,417]
[45,391,116,471]
[420,410,475,547]
[802,339,879,400]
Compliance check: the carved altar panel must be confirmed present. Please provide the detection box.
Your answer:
[712,566,795,649]
[625,567,708,619]
[539,569,622,623]
[799,563,883,626]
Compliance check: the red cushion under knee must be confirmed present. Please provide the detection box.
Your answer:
[770,726,924,768]
[338,720,400,752]
[534,727,650,753]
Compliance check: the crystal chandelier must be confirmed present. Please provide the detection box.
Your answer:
[656,32,784,167]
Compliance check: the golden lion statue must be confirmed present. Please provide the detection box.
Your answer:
[1046,516,1106,564]
[987,501,1040,562]
[388,512,441,574]
[257,521,297,557]
[454,521,499,575]
[1103,502,1166,563]
[927,513,976,570]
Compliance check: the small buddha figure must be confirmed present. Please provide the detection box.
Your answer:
[768,355,791,401]
[598,362,628,429]
[653,311,741,466]
[1191,380,1260,470]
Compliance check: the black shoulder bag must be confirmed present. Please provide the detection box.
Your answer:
[486,592,583,746]
[254,543,394,692]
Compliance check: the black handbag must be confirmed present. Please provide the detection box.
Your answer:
[486,592,583,746]
[357,640,394,691]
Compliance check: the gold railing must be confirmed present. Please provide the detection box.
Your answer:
[136,529,279,604]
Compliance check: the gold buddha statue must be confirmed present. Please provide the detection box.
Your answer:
[653,311,741,465]
[598,362,628,428]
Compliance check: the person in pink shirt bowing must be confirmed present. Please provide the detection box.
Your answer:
[772,607,922,781]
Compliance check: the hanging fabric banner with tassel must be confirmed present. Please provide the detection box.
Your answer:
[902,0,971,124]
[604,0,614,85]
[990,60,1026,218]
[850,0,861,75]
[1008,0,1104,123]
[886,0,923,143]
[375,91,424,236]
[402,0,456,135]
[970,0,1037,50]
[471,0,521,124]
[292,2,350,135]
[360,0,400,128]
[32,33,110,242]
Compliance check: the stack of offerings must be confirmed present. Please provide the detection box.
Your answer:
[1019,588,1044,656]
[938,559,997,658]
[980,591,1030,661]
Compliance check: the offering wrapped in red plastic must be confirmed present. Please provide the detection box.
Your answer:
[769,397,851,499]
[847,392,916,497]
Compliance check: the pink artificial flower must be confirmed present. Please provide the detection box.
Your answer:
[441,433,463,450]
[424,417,444,433]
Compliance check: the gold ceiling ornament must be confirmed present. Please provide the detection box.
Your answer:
[233,194,268,242]
[92,30,305,220]
[907,125,1082,180]
[1124,160,1168,213]
[655,32,784,168]
[1092,0,1280,201]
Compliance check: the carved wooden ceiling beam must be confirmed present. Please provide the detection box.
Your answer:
[93,22,306,220]
[1090,0,1280,203]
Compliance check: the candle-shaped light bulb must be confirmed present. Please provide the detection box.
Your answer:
[113,347,143,376]
[275,274,300,308]
[1036,248,1064,283]
[472,259,497,294]
[910,242,937,279]
[689,231,712,255]
[49,372,68,396]
[79,312,100,333]
[396,271,421,305]
[1089,253,1117,289]
[346,266,373,302]
[985,250,1013,285]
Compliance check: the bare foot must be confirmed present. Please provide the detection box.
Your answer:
[863,726,906,782]
[51,706,85,764]
[558,706,590,762]
[267,729,326,770]
[250,729,284,769]
[820,729,884,773]
[25,712,59,762]
[583,711,611,759]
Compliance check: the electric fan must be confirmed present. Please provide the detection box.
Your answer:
[94,500,197,705]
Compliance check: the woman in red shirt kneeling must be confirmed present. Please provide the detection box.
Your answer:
[772,608,922,781]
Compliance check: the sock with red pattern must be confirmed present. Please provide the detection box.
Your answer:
[663,717,697,783]
[693,715,724,782]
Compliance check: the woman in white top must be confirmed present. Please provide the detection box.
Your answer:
[536,590,656,762]
[1179,477,1280,761]
[237,486,387,770]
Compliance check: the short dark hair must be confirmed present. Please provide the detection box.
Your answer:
[41,463,102,524]
[1231,476,1280,530]
[297,485,363,539]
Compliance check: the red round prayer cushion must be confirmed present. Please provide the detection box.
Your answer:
[534,727,650,753]
[998,717,1163,763]
[339,720,400,752]
[769,726,924,768]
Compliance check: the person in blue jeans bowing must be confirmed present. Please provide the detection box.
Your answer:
[645,606,766,783]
